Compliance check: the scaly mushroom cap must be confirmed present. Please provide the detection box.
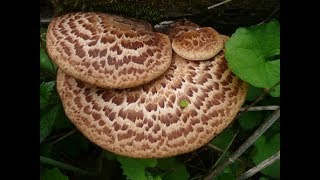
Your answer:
[168,20,200,39]
[56,51,248,158]
[172,27,224,61]
[46,12,172,89]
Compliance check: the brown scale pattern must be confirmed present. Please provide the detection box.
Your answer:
[57,51,248,158]
[172,27,224,61]
[46,12,172,89]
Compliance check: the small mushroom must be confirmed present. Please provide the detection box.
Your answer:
[56,50,248,158]
[46,12,172,89]
[171,21,224,61]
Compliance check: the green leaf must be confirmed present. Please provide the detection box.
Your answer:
[238,111,265,131]
[211,128,234,149]
[40,81,56,111]
[146,173,162,180]
[246,85,263,101]
[40,105,61,143]
[269,83,280,97]
[225,20,280,89]
[40,44,56,73]
[116,156,157,180]
[41,168,69,180]
[251,133,280,178]
[157,158,189,180]
[179,100,189,108]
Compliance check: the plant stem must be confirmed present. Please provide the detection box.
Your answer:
[237,151,280,180]
[208,0,232,9]
[203,107,280,180]
[211,128,239,169]
[239,105,279,111]
[40,156,97,176]
[207,144,253,168]
[50,129,77,145]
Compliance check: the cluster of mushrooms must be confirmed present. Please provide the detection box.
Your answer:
[46,12,248,158]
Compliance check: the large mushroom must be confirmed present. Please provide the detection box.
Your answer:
[46,12,172,89]
[56,50,248,158]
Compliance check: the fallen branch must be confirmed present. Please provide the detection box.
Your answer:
[237,151,280,180]
[235,81,280,120]
[40,18,52,24]
[50,128,77,145]
[208,0,232,9]
[240,105,279,111]
[203,107,280,180]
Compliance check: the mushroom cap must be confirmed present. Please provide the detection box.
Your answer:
[172,27,224,61]
[56,51,248,158]
[220,34,230,43]
[168,20,200,39]
[46,12,172,89]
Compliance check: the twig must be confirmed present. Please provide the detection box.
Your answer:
[203,107,280,180]
[208,0,232,9]
[185,164,209,172]
[236,81,280,120]
[237,151,280,180]
[240,105,279,112]
[40,18,52,24]
[211,129,239,169]
[257,5,280,25]
[50,129,77,145]
[207,144,253,168]
[40,156,97,176]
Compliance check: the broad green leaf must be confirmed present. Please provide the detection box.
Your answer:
[158,158,189,180]
[269,83,280,97]
[41,168,69,180]
[246,85,263,101]
[116,156,157,180]
[40,45,56,73]
[40,105,61,143]
[146,173,162,180]
[225,20,280,89]
[238,112,265,131]
[40,81,55,111]
[251,133,280,178]
[211,128,234,149]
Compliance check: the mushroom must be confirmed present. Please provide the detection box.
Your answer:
[46,12,172,89]
[167,20,200,39]
[170,20,224,61]
[56,50,248,158]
